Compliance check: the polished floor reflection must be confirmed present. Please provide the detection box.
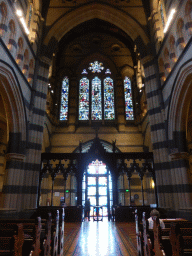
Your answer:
[64,218,137,256]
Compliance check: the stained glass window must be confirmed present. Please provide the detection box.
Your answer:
[87,160,107,174]
[124,76,134,120]
[79,77,89,120]
[60,77,69,120]
[104,77,115,120]
[92,77,102,120]
[160,1,165,29]
[79,61,115,121]
[28,3,33,28]
[89,61,104,73]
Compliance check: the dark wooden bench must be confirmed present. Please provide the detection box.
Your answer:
[0,222,24,256]
[0,208,65,256]
[139,211,192,256]
[0,218,42,256]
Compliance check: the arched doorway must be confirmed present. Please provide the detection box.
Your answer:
[82,159,113,220]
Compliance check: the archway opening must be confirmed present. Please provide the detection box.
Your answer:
[82,159,113,220]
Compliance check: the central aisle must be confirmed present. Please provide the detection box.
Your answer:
[64,218,138,256]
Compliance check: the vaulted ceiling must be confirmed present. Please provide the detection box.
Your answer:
[41,0,151,82]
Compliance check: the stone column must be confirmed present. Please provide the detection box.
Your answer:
[21,56,51,210]
[142,55,175,210]
[2,152,26,210]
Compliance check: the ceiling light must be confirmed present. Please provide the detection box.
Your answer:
[16,9,29,34]
[20,17,29,34]
[16,9,23,17]
[164,9,176,33]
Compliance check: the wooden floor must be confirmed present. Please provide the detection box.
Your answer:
[64,217,138,256]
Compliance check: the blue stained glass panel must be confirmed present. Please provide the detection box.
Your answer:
[89,61,104,73]
[60,77,69,120]
[104,77,115,120]
[124,77,134,120]
[91,77,102,120]
[79,77,89,120]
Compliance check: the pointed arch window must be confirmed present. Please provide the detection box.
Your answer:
[60,76,69,120]
[27,2,33,29]
[159,0,166,30]
[79,77,89,120]
[124,76,134,120]
[79,61,115,121]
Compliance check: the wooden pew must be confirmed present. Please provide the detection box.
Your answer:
[135,209,143,256]
[28,217,42,256]
[153,216,168,256]
[51,210,59,256]
[0,211,64,256]
[142,212,154,256]
[42,213,52,256]
[142,213,192,256]
[0,218,42,256]
[0,222,24,256]
[58,208,64,256]
[169,222,192,256]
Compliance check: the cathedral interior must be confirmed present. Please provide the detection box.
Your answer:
[0,0,192,224]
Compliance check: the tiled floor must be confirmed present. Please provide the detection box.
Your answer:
[64,218,138,256]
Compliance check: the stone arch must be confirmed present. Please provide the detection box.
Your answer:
[158,57,166,82]
[176,18,185,51]
[167,62,192,152]
[185,0,192,35]
[28,58,34,84]
[43,3,149,57]
[0,1,8,36]
[169,35,177,63]
[0,62,27,150]
[164,47,171,73]
[16,37,24,66]
[22,49,29,75]
[7,19,16,54]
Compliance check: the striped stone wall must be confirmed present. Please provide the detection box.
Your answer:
[20,58,50,210]
[142,55,175,209]
[1,57,50,211]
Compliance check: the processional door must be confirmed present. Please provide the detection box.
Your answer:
[82,159,113,218]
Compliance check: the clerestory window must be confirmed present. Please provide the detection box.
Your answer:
[60,76,69,120]
[79,61,115,121]
[124,76,134,121]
